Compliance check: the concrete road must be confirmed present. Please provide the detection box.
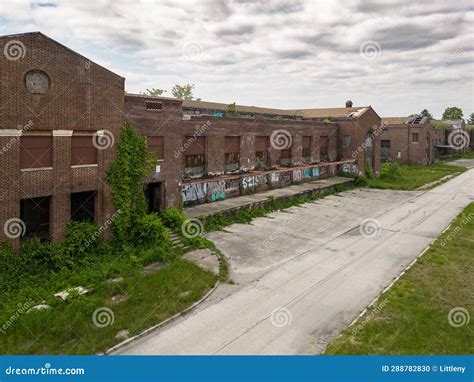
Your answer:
[116,168,474,355]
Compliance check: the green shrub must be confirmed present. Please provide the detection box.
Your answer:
[133,213,170,248]
[386,160,400,178]
[161,208,186,231]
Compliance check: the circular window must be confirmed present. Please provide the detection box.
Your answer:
[25,70,50,94]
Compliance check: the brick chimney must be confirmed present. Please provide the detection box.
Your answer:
[345,100,353,108]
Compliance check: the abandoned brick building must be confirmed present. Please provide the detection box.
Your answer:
[1,32,382,244]
[380,116,468,164]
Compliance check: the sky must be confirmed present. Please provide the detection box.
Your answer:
[1,0,473,118]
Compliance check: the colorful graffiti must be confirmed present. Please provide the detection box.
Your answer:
[182,161,357,206]
[208,180,225,202]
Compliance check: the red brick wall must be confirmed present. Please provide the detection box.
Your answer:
[0,33,124,245]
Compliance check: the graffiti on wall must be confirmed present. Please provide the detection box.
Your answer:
[319,166,327,177]
[208,180,225,202]
[312,167,319,177]
[342,163,351,173]
[269,172,280,184]
[225,178,240,193]
[293,169,302,182]
[182,182,207,203]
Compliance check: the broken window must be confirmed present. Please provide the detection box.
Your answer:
[184,136,206,177]
[224,136,240,172]
[71,191,95,223]
[20,197,50,240]
[255,136,269,168]
[381,140,391,159]
[280,149,292,166]
[71,136,97,165]
[320,135,329,161]
[342,135,351,148]
[20,136,52,169]
[302,136,311,162]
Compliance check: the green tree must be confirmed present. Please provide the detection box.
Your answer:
[468,112,474,125]
[171,84,196,100]
[225,102,236,116]
[420,109,433,118]
[106,123,157,244]
[142,88,166,96]
[442,107,463,120]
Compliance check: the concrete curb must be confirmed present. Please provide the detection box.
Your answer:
[104,280,221,355]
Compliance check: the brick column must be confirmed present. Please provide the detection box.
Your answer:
[240,133,255,171]
[51,130,72,242]
[207,134,225,175]
[0,130,22,250]
[291,134,302,165]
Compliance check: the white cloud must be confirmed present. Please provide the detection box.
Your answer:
[0,0,473,118]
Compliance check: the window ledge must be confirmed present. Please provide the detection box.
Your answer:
[21,167,53,172]
[71,164,98,168]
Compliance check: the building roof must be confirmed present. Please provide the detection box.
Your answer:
[182,99,370,119]
[182,99,303,117]
[382,117,410,125]
[289,107,370,119]
[0,31,125,79]
[431,119,465,128]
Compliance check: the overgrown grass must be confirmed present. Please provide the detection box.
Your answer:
[0,220,217,355]
[352,162,466,191]
[0,257,216,355]
[325,203,474,355]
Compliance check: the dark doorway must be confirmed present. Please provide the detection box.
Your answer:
[20,196,51,240]
[71,191,96,223]
[145,182,162,213]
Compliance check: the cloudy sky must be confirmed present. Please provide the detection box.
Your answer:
[1,0,473,118]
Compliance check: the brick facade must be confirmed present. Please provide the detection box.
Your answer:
[1,32,382,244]
[0,32,124,246]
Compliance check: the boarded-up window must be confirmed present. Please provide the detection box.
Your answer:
[255,136,268,151]
[224,137,240,171]
[184,136,205,155]
[225,136,240,153]
[20,136,52,169]
[71,136,97,165]
[412,133,419,143]
[302,136,311,160]
[148,136,164,160]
